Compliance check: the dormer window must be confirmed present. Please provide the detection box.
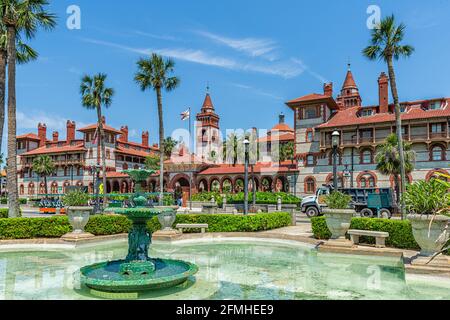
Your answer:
[360,109,373,117]
[429,101,441,110]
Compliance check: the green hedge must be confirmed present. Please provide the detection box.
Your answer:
[192,191,301,206]
[0,198,27,205]
[0,212,291,240]
[311,216,450,253]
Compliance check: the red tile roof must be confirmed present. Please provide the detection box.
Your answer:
[317,99,450,129]
[271,123,294,133]
[17,133,41,141]
[258,133,294,143]
[21,144,86,156]
[77,124,122,135]
[115,146,151,158]
[198,162,298,175]
[342,70,357,89]
[202,93,214,110]
[105,171,129,178]
[119,141,159,151]
[286,93,339,110]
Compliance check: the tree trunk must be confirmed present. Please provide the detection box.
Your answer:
[393,174,400,206]
[96,106,107,210]
[6,26,19,217]
[0,50,6,154]
[44,175,48,199]
[387,57,407,220]
[156,87,164,205]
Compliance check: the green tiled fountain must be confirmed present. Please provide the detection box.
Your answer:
[80,169,198,299]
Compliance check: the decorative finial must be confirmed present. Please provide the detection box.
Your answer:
[347,59,351,71]
[206,82,210,94]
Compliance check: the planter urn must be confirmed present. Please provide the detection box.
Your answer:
[407,214,450,256]
[157,210,177,231]
[62,206,95,241]
[323,208,355,239]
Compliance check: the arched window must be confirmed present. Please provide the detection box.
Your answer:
[19,184,24,195]
[359,173,376,188]
[305,177,316,194]
[122,163,129,170]
[211,179,220,192]
[28,183,35,195]
[106,149,111,160]
[360,149,373,164]
[51,182,59,194]
[431,145,445,161]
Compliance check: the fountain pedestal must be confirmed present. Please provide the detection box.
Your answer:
[79,169,198,297]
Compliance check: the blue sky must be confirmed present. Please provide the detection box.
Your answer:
[12,0,450,150]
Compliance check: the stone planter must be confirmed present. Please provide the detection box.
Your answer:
[407,214,450,256]
[323,209,355,239]
[62,206,94,241]
[157,210,177,231]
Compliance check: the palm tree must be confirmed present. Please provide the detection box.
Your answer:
[376,133,415,215]
[0,26,38,154]
[162,137,178,159]
[363,14,414,218]
[1,0,56,217]
[134,53,180,205]
[32,155,54,199]
[80,73,114,209]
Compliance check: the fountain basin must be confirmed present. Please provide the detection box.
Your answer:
[80,258,198,293]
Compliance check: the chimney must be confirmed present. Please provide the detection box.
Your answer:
[66,120,76,143]
[38,123,47,147]
[279,113,285,124]
[378,72,389,113]
[142,131,149,147]
[119,126,128,142]
[324,82,333,97]
[52,131,59,142]
[153,143,159,149]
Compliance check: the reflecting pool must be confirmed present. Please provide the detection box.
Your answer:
[0,239,449,300]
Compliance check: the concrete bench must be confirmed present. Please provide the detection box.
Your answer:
[176,223,209,234]
[348,229,389,248]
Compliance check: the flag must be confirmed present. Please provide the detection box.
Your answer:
[181,108,190,121]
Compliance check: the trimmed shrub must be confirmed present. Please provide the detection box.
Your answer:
[0,212,292,240]
[192,191,301,206]
[1,198,28,205]
[0,209,8,219]
[311,216,432,251]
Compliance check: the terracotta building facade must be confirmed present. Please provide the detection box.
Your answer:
[287,67,450,196]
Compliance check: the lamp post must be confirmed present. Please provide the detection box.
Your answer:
[90,165,101,214]
[243,138,250,215]
[332,131,340,190]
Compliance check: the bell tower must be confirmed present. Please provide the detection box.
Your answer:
[336,64,362,108]
[196,88,221,162]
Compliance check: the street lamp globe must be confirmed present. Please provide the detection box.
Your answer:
[243,139,250,152]
[332,131,340,148]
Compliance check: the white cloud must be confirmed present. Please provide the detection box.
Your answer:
[230,83,283,100]
[17,110,88,135]
[195,30,278,60]
[81,38,303,79]
[291,58,328,84]
[133,30,179,42]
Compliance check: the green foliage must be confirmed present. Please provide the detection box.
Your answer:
[0,209,8,219]
[191,192,223,206]
[0,198,27,205]
[162,137,178,159]
[404,179,450,215]
[62,190,90,207]
[32,155,55,177]
[311,216,420,250]
[324,191,352,209]
[0,212,291,239]
[145,154,160,171]
[192,191,301,206]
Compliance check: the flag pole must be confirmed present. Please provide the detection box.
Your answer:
[189,107,193,211]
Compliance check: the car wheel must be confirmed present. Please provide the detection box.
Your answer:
[305,206,320,218]
[379,209,392,219]
[360,208,374,218]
